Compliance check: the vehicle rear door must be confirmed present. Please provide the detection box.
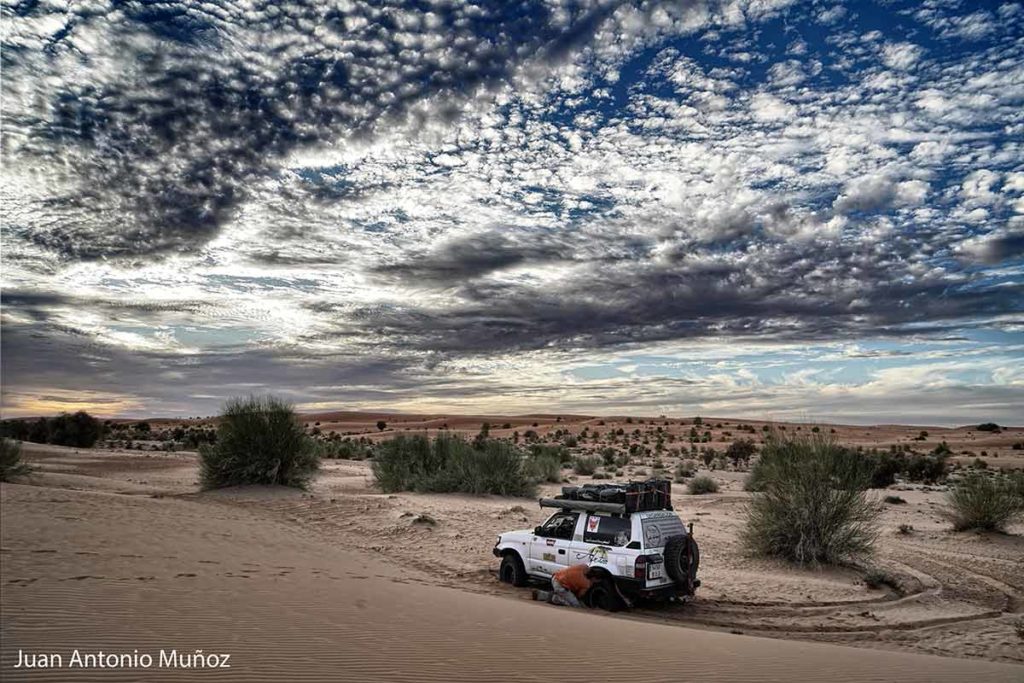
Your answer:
[528,511,579,577]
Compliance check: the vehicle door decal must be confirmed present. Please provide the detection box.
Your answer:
[574,546,610,564]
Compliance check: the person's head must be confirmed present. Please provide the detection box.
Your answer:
[585,567,601,580]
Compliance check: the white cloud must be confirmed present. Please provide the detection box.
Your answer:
[881,42,923,70]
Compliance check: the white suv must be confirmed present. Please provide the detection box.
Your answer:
[493,491,700,610]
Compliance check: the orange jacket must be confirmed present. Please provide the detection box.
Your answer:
[553,564,592,596]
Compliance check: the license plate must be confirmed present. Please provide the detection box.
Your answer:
[648,563,664,580]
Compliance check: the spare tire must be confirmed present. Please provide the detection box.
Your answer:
[663,534,699,592]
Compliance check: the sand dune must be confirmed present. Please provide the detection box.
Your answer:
[2,479,1022,682]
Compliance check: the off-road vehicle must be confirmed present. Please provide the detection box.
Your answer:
[492,479,700,610]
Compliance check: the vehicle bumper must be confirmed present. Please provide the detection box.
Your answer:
[492,545,501,557]
[618,578,701,600]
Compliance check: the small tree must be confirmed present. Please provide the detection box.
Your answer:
[376,420,387,432]
[200,396,319,490]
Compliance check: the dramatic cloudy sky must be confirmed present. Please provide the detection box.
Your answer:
[2,0,1023,424]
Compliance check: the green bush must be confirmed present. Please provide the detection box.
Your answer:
[687,475,719,494]
[865,450,902,488]
[373,433,535,496]
[523,450,562,484]
[741,432,880,565]
[199,396,319,490]
[0,439,30,481]
[944,473,1024,532]
[572,455,601,476]
[530,443,571,465]
[904,452,948,483]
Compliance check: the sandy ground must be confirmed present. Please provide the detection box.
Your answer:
[2,433,1023,681]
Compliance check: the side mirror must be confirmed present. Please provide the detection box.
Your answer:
[534,526,544,536]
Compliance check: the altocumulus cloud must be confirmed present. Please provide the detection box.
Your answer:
[1,0,1022,424]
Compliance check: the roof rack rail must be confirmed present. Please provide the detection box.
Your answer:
[538,498,626,514]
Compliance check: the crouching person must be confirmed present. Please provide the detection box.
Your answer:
[534,564,599,607]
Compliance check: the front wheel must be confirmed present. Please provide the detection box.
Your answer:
[499,553,529,587]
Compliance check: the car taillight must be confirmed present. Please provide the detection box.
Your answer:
[634,555,647,580]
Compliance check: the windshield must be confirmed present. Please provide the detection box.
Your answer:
[640,514,685,549]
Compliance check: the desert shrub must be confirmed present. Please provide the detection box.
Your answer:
[600,447,617,466]
[0,439,30,481]
[675,460,696,481]
[592,472,611,480]
[865,450,902,488]
[523,451,562,484]
[726,439,756,469]
[199,396,319,490]
[944,473,1024,532]
[741,432,881,565]
[530,443,571,464]
[976,422,1001,433]
[897,524,914,534]
[687,475,719,494]
[373,433,535,496]
[883,495,907,505]
[572,455,601,476]
[909,453,948,483]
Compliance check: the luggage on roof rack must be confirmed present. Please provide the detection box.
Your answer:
[556,479,672,512]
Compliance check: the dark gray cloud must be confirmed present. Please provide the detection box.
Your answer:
[347,232,1023,353]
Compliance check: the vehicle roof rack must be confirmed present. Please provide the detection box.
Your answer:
[538,498,626,515]
[548,479,673,513]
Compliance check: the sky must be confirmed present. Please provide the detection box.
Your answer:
[1,0,1023,425]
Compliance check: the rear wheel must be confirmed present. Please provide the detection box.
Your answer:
[587,580,624,612]
[499,553,529,587]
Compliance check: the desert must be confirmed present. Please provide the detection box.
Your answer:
[2,411,1023,682]
[4,1,1024,681]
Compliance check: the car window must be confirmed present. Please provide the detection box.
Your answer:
[583,514,631,547]
[540,512,579,540]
